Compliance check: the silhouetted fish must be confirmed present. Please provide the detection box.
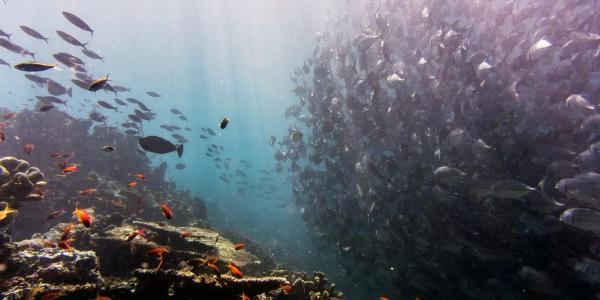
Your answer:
[139,136,183,157]
[19,25,49,44]
[114,98,127,106]
[147,91,161,97]
[36,96,67,106]
[24,74,48,84]
[71,79,91,90]
[62,12,94,37]
[81,48,103,61]
[56,30,87,48]
[97,100,118,111]
[0,58,9,68]
[46,79,72,97]
[0,29,11,40]
[53,52,84,67]
[14,61,58,72]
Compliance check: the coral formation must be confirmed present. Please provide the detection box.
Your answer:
[0,156,45,204]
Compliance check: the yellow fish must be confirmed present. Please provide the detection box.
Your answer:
[0,205,16,221]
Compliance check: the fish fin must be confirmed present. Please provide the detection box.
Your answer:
[90,31,94,38]
[44,38,49,45]
[177,144,184,158]
[67,87,72,98]
[53,64,63,72]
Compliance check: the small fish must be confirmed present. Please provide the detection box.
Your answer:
[96,296,111,300]
[180,230,192,238]
[73,204,92,227]
[23,143,34,155]
[228,262,243,278]
[79,188,97,196]
[240,293,250,300]
[127,181,138,188]
[0,205,16,221]
[127,229,145,242]
[146,246,169,256]
[139,136,183,157]
[379,297,390,300]
[14,61,58,72]
[147,91,161,97]
[39,105,55,112]
[97,100,118,111]
[102,145,115,152]
[234,243,245,250]
[88,75,109,91]
[81,48,103,61]
[20,25,49,44]
[46,209,66,220]
[62,12,94,37]
[220,117,229,129]
[134,173,146,180]
[280,283,292,295]
[39,290,65,300]
[160,203,173,219]
[206,262,221,277]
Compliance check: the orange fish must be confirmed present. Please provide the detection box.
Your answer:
[73,204,92,228]
[160,203,172,219]
[0,205,16,222]
[228,262,243,278]
[127,181,137,188]
[180,230,192,238]
[63,164,78,173]
[134,173,146,180]
[281,283,292,295]
[240,293,250,300]
[379,297,391,300]
[79,188,97,196]
[23,143,34,155]
[96,296,112,300]
[206,262,221,277]
[146,246,169,256]
[206,256,219,264]
[234,243,245,250]
[40,290,65,300]
[47,209,66,220]
[127,229,145,242]
[61,223,75,241]
[57,238,74,251]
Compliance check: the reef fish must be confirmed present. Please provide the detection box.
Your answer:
[234,243,245,250]
[73,205,92,227]
[228,262,244,278]
[23,143,34,155]
[14,61,58,72]
[160,203,173,219]
[88,75,109,91]
[0,205,16,221]
[138,135,184,157]
[220,117,229,129]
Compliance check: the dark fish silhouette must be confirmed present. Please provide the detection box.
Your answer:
[62,12,94,37]
[19,25,49,44]
[147,91,161,97]
[114,98,127,106]
[81,48,103,61]
[53,52,84,67]
[46,79,72,97]
[97,100,118,111]
[176,163,186,170]
[24,74,48,84]
[88,75,109,91]
[71,79,91,90]
[139,136,183,157]
[39,105,55,112]
[89,111,107,123]
[0,58,10,68]
[0,29,11,40]
[220,117,229,129]
[14,61,58,72]
[36,96,67,106]
[112,85,130,92]
[56,30,87,48]
[0,39,35,59]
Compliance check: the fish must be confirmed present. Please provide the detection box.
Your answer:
[73,205,92,227]
[0,205,16,222]
[102,145,115,152]
[36,96,67,106]
[240,293,250,300]
[127,181,137,188]
[39,105,55,112]
[97,100,118,111]
[56,30,88,48]
[46,209,66,220]
[234,243,244,250]
[220,117,229,129]
[53,52,84,67]
[14,61,58,72]
[127,229,145,242]
[0,28,11,40]
[560,208,600,235]
[378,297,390,300]
[81,48,104,61]
[57,238,74,251]
[23,143,34,155]
[146,246,169,256]
[114,98,127,106]
[147,91,161,97]
[175,163,186,170]
[89,111,107,123]
[134,173,146,180]
[39,291,65,300]
[47,79,72,97]
[180,231,192,238]
[280,283,292,295]
[62,12,94,36]
[72,79,91,90]
[19,25,49,43]
[228,262,243,278]
[79,188,97,196]
[206,262,221,277]
[138,136,184,157]
[88,75,109,92]
[160,203,173,219]
[24,74,48,84]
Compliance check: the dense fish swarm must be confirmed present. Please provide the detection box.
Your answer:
[277,0,600,298]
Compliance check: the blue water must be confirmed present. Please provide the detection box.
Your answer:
[1,0,359,296]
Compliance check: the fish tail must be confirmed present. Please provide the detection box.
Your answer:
[53,64,63,72]
[177,144,184,158]
[82,42,88,49]
[90,31,94,38]
[67,87,72,98]
[43,38,49,44]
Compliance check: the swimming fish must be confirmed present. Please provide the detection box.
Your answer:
[160,203,172,219]
[134,173,146,180]
[138,136,184,157]
[127,181,137,188]
[73,204,92,227]
[147,91,161,97]
[81,48,103,61]
[180,230,192,238]
[62,12,94,37]
[146,246,169,256]
[39,105,55,112]
[56,30,87,48]
[79,188,97,196]
[234,243,245,250]
[228,262,243,278]
[23,143,34,155]
[127,229,145,242]
[88,75,109,92]
[60,223,75,241]
[19,25,49,44]
[220,117,229,129]
[102,145,115,152]
[0,205,16,222]
[63,165,78,173]
[14,61,58,72]
[46,209,66,220]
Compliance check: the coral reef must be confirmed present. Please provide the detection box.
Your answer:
[0,156,45,204]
